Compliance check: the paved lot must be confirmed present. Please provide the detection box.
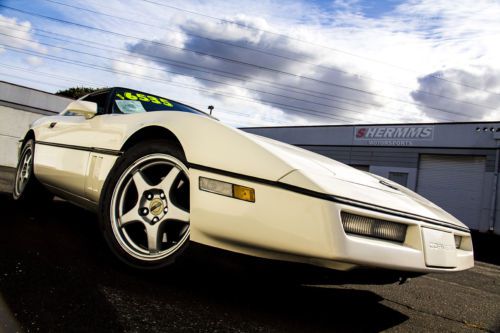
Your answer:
[0,166,14,194]
[0,187,499,332]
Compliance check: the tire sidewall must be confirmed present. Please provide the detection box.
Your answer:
[99,140,190,269]
[13,139,35,200]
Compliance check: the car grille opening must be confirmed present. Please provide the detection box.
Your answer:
[341,212,407,243]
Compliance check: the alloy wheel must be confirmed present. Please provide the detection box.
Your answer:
[110,154,190,261]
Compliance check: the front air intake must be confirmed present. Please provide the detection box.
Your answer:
[341,212,407,243]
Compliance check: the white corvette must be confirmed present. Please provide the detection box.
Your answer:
[13,87,473,272]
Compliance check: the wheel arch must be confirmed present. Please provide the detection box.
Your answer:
[18,130,36,160]
[121,126,185,156]
[21,130,35,148]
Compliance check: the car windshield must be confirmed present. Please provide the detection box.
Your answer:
[112,88,207,116]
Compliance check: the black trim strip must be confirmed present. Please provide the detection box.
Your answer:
[36,141,122,156]
[188,163,470,233]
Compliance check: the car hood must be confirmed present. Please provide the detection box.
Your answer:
[250,134,466,229]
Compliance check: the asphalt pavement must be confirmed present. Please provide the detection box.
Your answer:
[0,191,499,333]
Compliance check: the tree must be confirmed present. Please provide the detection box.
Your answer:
[55,86,107,99]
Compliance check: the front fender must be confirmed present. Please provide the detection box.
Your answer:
[116,112,295,181]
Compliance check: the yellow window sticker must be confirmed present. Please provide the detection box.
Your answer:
[159,98,173,107]
[117,91,174,108]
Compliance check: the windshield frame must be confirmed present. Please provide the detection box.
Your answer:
[111,87,214,118]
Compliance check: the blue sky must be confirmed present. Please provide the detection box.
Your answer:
[0,0,498,127]
[360,0,405,17]
[309,0,406,18]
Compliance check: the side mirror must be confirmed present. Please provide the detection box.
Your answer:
[64,100,98,119]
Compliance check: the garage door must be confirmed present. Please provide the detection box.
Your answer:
[417,155,485,230]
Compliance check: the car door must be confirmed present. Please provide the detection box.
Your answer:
[34,90,113,201]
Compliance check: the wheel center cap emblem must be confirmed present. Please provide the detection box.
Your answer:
[150,198,164,216]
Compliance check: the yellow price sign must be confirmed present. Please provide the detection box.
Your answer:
[116,91,173,108]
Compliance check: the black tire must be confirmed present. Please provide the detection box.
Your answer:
[13,139,54,205]
[99,140,190,269]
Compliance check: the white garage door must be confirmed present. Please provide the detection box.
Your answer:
[417,155,485,230]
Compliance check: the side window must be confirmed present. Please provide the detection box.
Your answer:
[82,92,110,115]
[389,172,409,187]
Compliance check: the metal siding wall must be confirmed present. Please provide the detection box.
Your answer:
[299,146,351,164]
[299,146,495,169]
[299,146,420,168]
[482,172,495,232]
[485,154,496,172]
[0,106,51,167]
[495,173,500,234]
[417,155,486,230]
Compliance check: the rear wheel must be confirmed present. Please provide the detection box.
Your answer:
[13,139,53,204]
[99,141,190,269]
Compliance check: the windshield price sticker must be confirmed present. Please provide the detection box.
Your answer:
[116,91,173,107]
[115,100,147,114]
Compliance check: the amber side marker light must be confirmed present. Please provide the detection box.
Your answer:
[199,177,255,202]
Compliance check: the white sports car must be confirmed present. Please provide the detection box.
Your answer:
[13,87,474,272]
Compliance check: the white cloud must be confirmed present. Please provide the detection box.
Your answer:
[412,66,500,120]
[25,55,43,66]
[0,14,46,53]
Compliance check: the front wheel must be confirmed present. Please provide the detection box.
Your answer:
[99,141,190,269]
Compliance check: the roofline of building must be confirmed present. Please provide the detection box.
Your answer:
[0,99,58,116]
[0,80,76,99]
[242,120,500,130]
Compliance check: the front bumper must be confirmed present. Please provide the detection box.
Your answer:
[189,168,474,273]
[318,203,473,272]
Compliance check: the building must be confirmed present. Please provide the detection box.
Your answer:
[243,123,500,235]
[0,81,70,168]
